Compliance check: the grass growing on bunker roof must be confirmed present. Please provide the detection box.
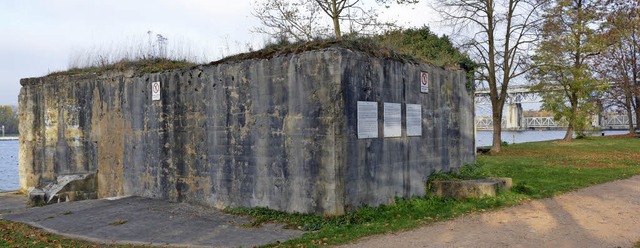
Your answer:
[211,36,418,65]
[212,27,477,73]
[46,31,203,77]
[226,136,640,247]
[47,58,197,77]
[47,37,417,78]
[47,28,476,78]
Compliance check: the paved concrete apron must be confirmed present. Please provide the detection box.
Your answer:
[343,175,640,248]
[0,196,302,247]
[0,191,27,214]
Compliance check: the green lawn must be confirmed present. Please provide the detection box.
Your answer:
[233,136,640,247]
[2,136,639,247]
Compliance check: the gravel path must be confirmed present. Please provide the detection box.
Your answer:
[343,175,640,247]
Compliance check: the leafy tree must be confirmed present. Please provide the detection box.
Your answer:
[530,0,605,141]
[376,26,477,80]
[434,0,545,152]
[0,105,18,135]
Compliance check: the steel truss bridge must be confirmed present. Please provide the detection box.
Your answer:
[475,85,637,130]
[475,86,541,104]
[475,116,636,130]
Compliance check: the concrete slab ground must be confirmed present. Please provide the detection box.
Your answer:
[0,191,28,214]
[0,196,303,247]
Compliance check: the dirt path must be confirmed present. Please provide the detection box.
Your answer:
[343,175,640,248]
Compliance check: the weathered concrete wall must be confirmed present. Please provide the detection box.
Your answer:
[19,48,474,215]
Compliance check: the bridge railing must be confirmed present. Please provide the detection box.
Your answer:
[476,115,636,130]
[600,115,637,129]
[475,116,505,130]
[523,117,568,128]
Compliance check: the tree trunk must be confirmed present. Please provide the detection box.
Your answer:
[625,98,635,134]
[486,0,503,153]
[634,95,640,129]
[635,105,640,129]
[332,15,341,39]
[632,29,639,130]
[564,124,574,141]
[491,116,502,152]
[564,100,578,141]
[627,111,635,133]
[330,0,341,39]
[491,112,503,152]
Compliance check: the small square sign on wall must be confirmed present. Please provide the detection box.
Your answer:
[152,81,161,101]
[420,71,429,93]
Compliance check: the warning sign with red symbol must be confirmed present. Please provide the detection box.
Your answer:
[152,81,161,101]
[420,71,429,93]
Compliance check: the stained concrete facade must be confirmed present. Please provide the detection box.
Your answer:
[19,47,475,215]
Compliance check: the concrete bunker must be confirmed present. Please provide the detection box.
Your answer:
[19,47,475,215]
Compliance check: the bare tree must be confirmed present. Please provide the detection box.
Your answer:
[252,0,413,41]
[596,0,640,132]
[434,0,545,152]
[252,0,326,41]
[596,35,639,134]
[314,0,389,39]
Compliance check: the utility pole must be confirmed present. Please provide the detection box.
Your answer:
[2,125,4,137]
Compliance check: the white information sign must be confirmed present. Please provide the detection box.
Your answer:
[406,104,422,136]
[420,71,429,93]
[357,101,378,139]
[151,81,161,101]
[384,103,402,137]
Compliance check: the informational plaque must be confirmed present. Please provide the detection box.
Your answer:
[420,71,429,93]
[357,101,378,139]
[406,104,422,136]
[384,103,402,137]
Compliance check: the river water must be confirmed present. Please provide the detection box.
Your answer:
[0,140,19,192]
[0,130,631,191]
[476,130,629,147]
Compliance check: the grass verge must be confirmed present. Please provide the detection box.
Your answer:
[1,137,638,247]
[226,136,640,247]
[0,219,141,248]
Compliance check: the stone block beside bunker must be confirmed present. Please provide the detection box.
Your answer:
[430,177,512,200]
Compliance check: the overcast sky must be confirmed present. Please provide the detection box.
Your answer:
[0,1,443,106]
